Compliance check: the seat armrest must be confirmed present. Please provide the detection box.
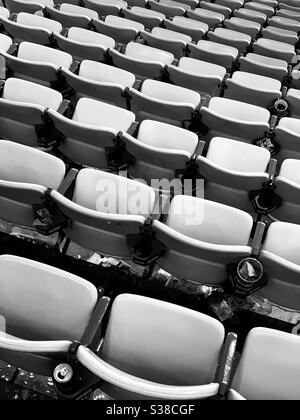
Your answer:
[216,332,237,397]
[58,168,78,197]
[7,42,18,56]
[57,99,71,117]
[127,121,140,137]
[69,60,80,74]
[251,221,266,257]
[81,296,111,349]
[268,158,277,185]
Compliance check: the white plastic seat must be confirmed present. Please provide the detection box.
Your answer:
[286,89,300,119]
[225,71,282,107]
[253,37,296,63]
[0,33,13,52]
[123,6,165,30]
[269,15,300,32]
[47,97,135,168]
[84,0,127,17]
[256,0,278,7]
[152,196,253,285]
[5,0,54,14]
[129,79,201,126]
[277,7,300,19]
[0,77,64,147]
[149,0,190,18]
[200,97,270,143]
[50,169,156,258]
[244,1,275,17]
[262,25,298,45]
[189,40,239,69]
[1,41,73,86]
[224,17,261,37]
[274,117,300,163]
[208,28,252,53]
[109,41,174,80]
[229,328,300,400]
[93,15,144,44]
[0,5,10,18]
[53,26,115,61]
[0,140,65,226]
[233,7,267,24]
[80,294,225,399]
[165,16,209,42]
[187,8,225,27]
[279,0,300,10]
[61,59,135,107]
[141,27,191,58]
[45,3,98,29]
[216,0,244,10]
[0,12,63,45]
[168,57,226,97]
[197,137,270,212]
[199,1,232,18]
[256,222,300,310]
[239,52,288,81]
[121,119,199,184]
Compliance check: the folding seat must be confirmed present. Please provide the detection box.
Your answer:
[164,16,209,43]
[201,97,270,143]
[167,57,227,97]
[93,15,144,44]
[61,60,135,107]
[53,27,115,61]
[123,6,165,30]
[187,8,226,28]
[286,89,300,119]
[255,0,278,6]
[268,15,300,32]
[0,77,67,147]
[5,0,54,14]
[83,0,127,17]
[188,40,239,70]
[199,1,232,19]
[151,196,253,285]
[47,97,136,168]
[224,17,262,38]
[277,7,300,19]
[128,79,201,126]
[239,52,288,81]
[274,117,300,163]
[0,12,63,45]
[148,0,191,18]
[255,221,300,309]
[224,71,282,107]
[279,0,300,10]
[244,1,275,17]
[140,27,192,58]
[49,169,156,258]
[228,328,300,400]
[126,0,147,5]
[253,38,296,63]
[109,42,174,80]
[77,294,236,400]
[0,140,66,227]
[0,41,73,86]
[45,3,98,29]
[233,7,267,25]
[0,254,108,378]
[120,119,199,184]
[208,28,252,54]
[262,25,298,46]
[196,137,271,212]
[0,5,10,17]
[0,33,13,52]
[215,0,244,10]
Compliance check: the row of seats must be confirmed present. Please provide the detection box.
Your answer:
[0,254,299,400]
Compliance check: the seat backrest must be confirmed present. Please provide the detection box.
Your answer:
[0,33,12,52]
[17,41,73,68]
[102,294,225,385]
[60,2,98,19]
[0,5,10,18]
[125,41,174,65]
[208,97,270,123]
[0,255,98,341]
[67,26,115,48]
[232,327,300,400]
[79,59,135,87]
[17,11,62,33]
[105,14,144,31]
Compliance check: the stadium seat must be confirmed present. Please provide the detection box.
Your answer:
[224,71,282,107]
[128,79,201,126]
[49,169,156,258]
[45,3,98,29]
[0,41,73,86]
[152,196,253,285]
[239,53,288,81]
[0,5,10,17]
[229,328,300,400]
[0,140,65,227]
[53,26,115,61]
[123,6,165,29]
[244,1,275,17]
[83,0,127,17]
[256,0,278,7]
[5,0,54,14]
[0,12,63,45]
[167,57,227,97]
[187,8,225,27]
[216,0,244,10]
[0,33,13,52]
[277,7,300,19]
[253,37,296,63]
[233,7,267,25]
[76,294,235,399]
[196,137,271,212]
[93,15,144,44]
[61,59,135,107]
[274,117,300,163]
[148,0,191,18]
[140,27,191,58]
[268,15,300,32]
[286,89,300,119]
[200,97,270,142]
[188,40,239,69]
[109,42,174,80]
[164,16,209,42]
[199,1,232,18]
[0,77,67,147]
[0,254,108,376]
[262,25,298,46]
[208,28,252,53]
[224,17,261,38]
[47,97,136,168]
